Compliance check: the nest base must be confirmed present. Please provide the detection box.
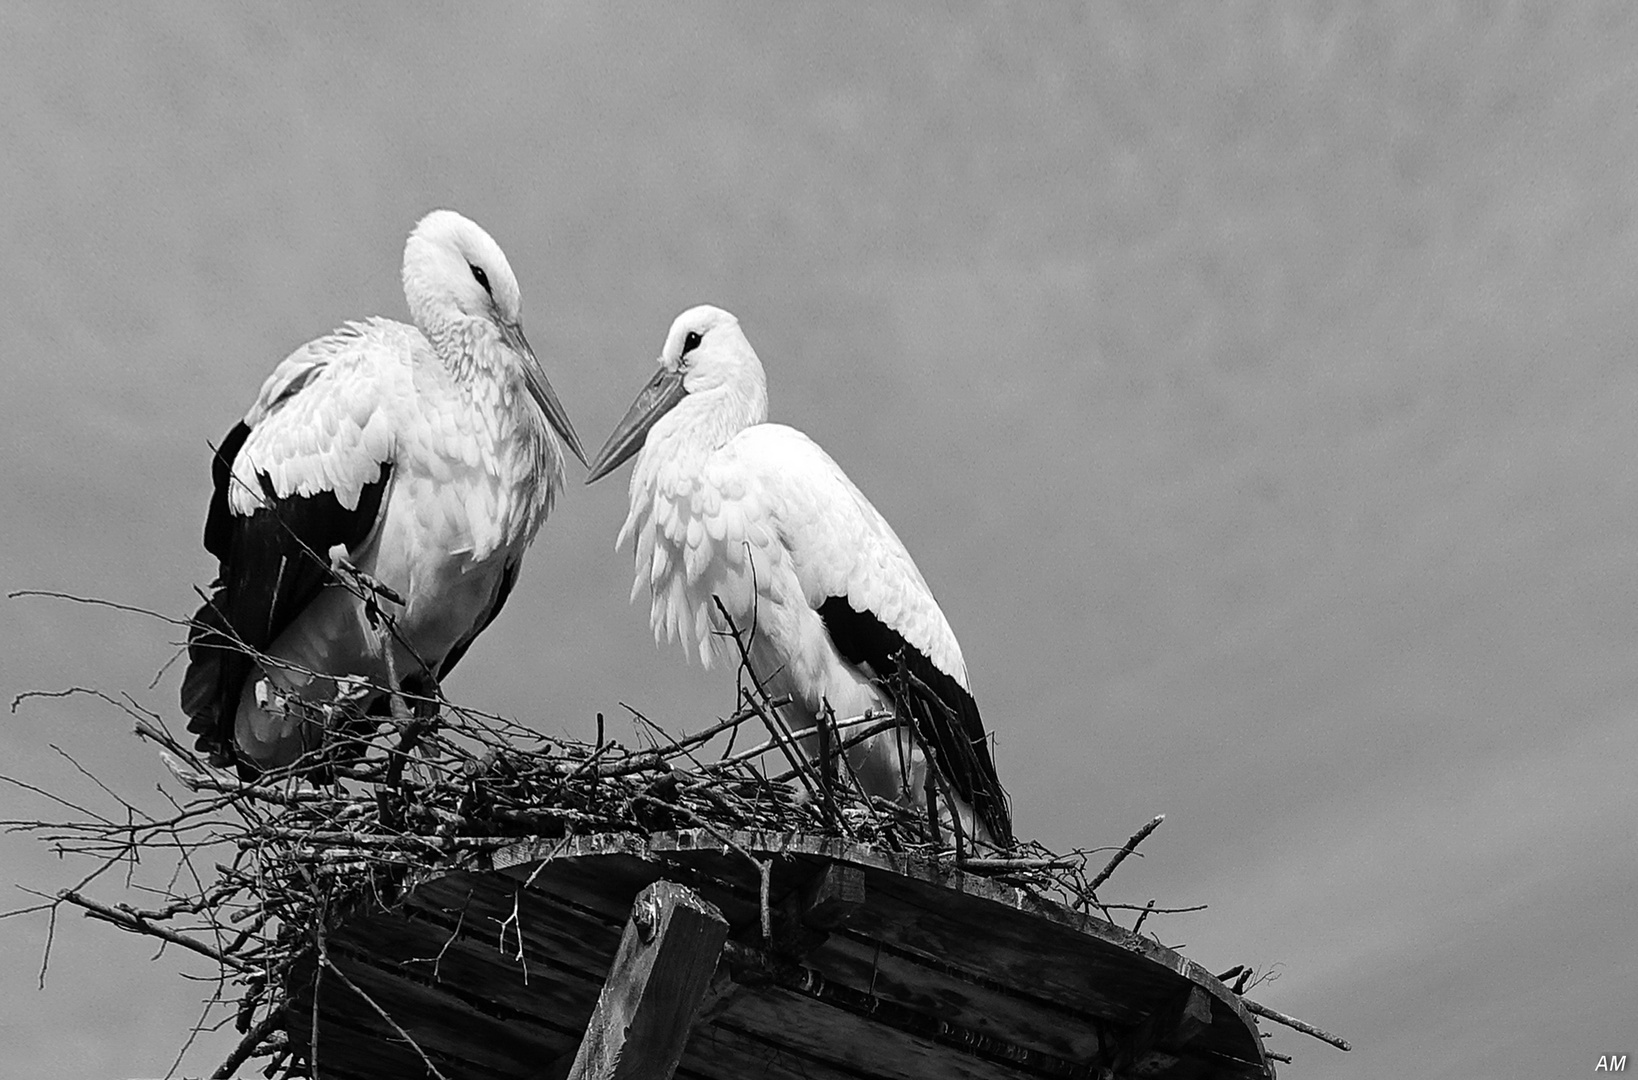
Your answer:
[288,829,1273,1080]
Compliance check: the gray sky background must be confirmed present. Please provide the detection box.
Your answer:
[3,4,1634,1077]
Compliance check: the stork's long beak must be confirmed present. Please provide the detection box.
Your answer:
[585,365,688,484]
[505,322,588,467]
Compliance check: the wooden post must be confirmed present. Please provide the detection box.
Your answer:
[1098,984,1214,1078]
[758,862,867,962]
[797,862,865,933]
[564,880,728,1080]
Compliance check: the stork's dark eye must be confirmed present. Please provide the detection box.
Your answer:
[469,262,493,297]
[682,330,703,355]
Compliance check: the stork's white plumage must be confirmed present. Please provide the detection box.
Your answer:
[182,210,586,775]
[586,305,1011,845]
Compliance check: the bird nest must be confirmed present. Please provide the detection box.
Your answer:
[6,605,1348,1078]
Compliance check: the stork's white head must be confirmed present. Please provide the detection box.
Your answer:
[403,209,524,329]
[399,209,586,465]
[586,304,769,483]
[660,305,762,392]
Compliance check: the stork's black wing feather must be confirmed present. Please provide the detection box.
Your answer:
[818,596,1012,843]
[181,421,390,768]
[202,421,253,561]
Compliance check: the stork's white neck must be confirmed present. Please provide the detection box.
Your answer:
[417,311,499,383]
[647,380,768,470]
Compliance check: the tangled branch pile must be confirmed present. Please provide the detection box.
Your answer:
[6,605,1348,1078]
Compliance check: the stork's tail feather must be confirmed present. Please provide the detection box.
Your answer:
[960,737,1013,847]
[903,690,1014,847]
[937,724,1012,846]
[180,592,241,769]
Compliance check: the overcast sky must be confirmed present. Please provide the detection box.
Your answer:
[3,4,1635,1078]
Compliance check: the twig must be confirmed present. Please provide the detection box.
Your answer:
[639,695,795,755]
[756,857,773,945]
[1087,814,1164,892]
[213,1006,286,1080]
[1241,998,1352,1052]
[6,590,194,628]
[160,754,332,806]
[957,856,1081,873]
[1097,900,1205,914]
[711,597,827,806]
[58,890,252,972]
[766,714,904,782]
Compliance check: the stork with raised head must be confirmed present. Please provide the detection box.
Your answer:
[181,210,587,776]
[586,305,1012,846]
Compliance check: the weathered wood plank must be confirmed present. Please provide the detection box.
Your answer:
[805,929,1107,1061]
[331,904,599,1042]
[715,984,1039,1080]
[853,868,1172,1024]
[501,848,771,933]
[299,1010,519,1080]
[799,862,866,929]
[721,945,1088,1077]
[680,1022,879,1080]
[407,870,627,973]
[494,848,666,920]
[567,880,729,1080]
[290,943,565,1080]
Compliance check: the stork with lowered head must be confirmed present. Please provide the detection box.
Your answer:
[182,210,586,776]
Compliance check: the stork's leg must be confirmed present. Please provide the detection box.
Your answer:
[842,715,990,846]
[378,638,414,723]
[330,545,421,716]
[379,667,441,788]
[400,669,443,721]
[846,718,926,805]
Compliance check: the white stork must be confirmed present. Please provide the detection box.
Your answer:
[586,305,1012,845]
[181,210,586,776]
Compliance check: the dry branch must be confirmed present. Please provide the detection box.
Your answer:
[1242,998,1353,1052]
[58,890,252,972]
[1087,813,1165,892]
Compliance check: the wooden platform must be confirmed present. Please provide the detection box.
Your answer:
[287,830,1275,1080]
